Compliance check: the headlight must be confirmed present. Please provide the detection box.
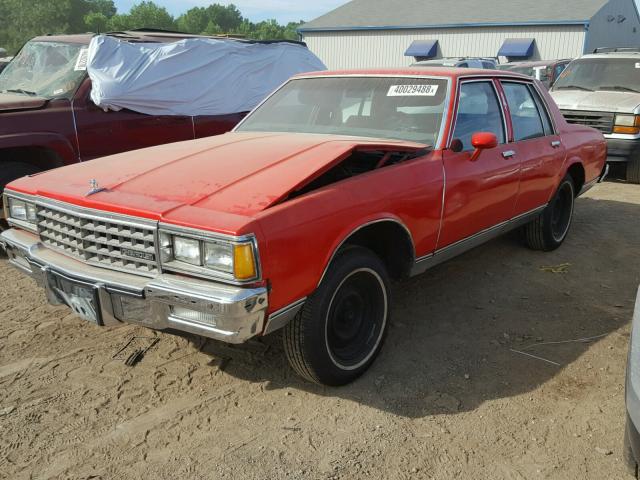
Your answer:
[174,236,201,265]
[159,228,259,282]
[613,114,640,135]
[6,195,38,229]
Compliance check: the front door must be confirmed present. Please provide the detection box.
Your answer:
[437,79,521,248]
[72,79,194,161]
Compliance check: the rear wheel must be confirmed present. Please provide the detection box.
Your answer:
[283,246,390,386]
[627,156,640,184]
[522,175,575,251]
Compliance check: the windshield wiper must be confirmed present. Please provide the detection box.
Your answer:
[554,85,594,92]
[4,88,38,96]
[599,85,640,94]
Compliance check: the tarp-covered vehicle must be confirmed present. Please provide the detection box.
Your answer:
[0,29,325,211]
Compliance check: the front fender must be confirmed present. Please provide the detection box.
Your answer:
[0,132,77,164]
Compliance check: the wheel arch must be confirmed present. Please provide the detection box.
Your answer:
[318,217,416,286]
[0,133,77,173]
[565,160,585,197]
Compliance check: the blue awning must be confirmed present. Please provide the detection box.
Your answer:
[498,38,535,58]
[404,40,439,58]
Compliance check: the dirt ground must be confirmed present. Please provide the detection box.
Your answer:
[1,181,639,480]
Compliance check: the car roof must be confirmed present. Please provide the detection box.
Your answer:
[297,67,532,81]
[30,29,306,47]
[501,59,570,67]
[580,52,640,59]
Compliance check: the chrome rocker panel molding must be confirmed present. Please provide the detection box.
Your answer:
[0,228,268,344]
[411,205,546,276]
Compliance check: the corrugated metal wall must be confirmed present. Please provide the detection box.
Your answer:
[303,25,587,69]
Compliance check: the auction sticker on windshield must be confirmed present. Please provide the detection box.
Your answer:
[387,84,439,96]
[74,48,89,71]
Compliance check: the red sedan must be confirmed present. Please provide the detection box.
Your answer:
[1,68,607,385]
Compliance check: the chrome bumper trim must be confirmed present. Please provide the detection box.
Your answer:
[0,228,268,344]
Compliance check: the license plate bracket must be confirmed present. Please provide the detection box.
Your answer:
[47,271,102,325]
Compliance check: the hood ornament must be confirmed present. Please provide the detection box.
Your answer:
[86,179,107,197]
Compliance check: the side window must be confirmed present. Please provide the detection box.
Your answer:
[554,63,567,79]
[457,62,469,68]
[527,84,554,135]
[482,61,495,69]
[501,82,545,141]
[452,81,505,151]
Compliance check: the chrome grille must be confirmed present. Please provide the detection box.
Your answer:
[37,205,158,276]
[560,109,615,134]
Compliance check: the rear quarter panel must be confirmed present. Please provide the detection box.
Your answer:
[542,86,606,192]
[255,151,445,313]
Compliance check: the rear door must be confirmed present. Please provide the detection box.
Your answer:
[437,79,521,248]
[499,80,565,215]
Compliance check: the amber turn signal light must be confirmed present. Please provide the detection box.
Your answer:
[613,114,640,135]
[233,243,257,280]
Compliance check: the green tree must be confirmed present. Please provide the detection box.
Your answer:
[107,1,175,31]
[176,7,209,34]
[84,11,109,32]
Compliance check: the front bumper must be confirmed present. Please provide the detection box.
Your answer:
[0,228,268,344]
[604,137,640,163]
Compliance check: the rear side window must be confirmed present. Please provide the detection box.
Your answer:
[501,82,545,141]
[527,84,554,135]
[452,81,505,151]
[482,61,495,69]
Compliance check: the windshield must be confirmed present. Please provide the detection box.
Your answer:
[236,76,449,145]
[553,58,640,93]
[0,41,88,98]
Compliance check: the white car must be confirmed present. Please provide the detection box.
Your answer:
[550,49,640,183]
[412,57,497,69]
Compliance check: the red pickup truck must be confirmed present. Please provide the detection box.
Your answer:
[1,68,606,385]
[0,30,309,205]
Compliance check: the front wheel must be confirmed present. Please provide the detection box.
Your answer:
[522,175,575,251]
[283,246,390,386]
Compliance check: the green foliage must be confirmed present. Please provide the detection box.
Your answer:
[0,1,303,55]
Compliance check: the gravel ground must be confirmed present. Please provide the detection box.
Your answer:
[0,181,639,480]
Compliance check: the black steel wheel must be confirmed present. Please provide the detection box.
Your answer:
[283,246,390,386]
[522,175,575,251]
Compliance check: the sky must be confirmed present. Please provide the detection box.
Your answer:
[113,0,349,23]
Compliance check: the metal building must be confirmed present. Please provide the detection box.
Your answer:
[299,0,640,69]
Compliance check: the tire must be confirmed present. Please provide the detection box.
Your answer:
[628,156,640,184]
[0,162,39,229]
[0,161,39,193]
[283,246,390,386]
[625,419,639,479]
[522,175,575,252]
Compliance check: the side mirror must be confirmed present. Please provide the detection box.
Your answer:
[469,132,498,161]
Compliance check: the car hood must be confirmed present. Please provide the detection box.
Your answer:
[0,93,48,112]
[550,89,640,113]
[8,132,426,232]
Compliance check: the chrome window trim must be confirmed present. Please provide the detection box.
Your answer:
[234,74,453,150]
[499,79,556,140]
[447,78,509,149]
[158,223,262,285]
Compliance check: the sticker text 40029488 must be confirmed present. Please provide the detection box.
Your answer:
[387,84,439,97]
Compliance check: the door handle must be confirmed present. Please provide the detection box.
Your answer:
[502,150,516,159]
[551,140,561,148]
